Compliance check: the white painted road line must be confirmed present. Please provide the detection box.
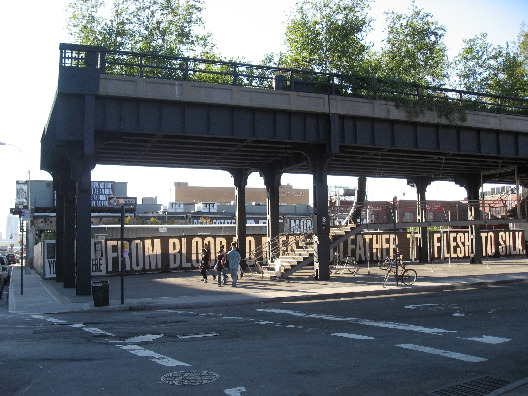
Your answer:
[125,334,164,343]
[462,335,511,344]
[177,332,218,339]
[224,386,246,395]
[31,315,191,367]
[396,344,487,362]
[257,309,456,335]
[332,333,375,340]
[116,344,191,367]
[80,327,115,337]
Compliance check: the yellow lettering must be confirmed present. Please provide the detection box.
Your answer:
[168,238,180,269]
[372,235,381,261]
[433,233,441,259]
[131,240,143,271]
[499,232,506,255]
[364,235,373,261]
[106,240,118,272]
[456,232,464,257]
[356,235,365,261]
[144,239,162,270]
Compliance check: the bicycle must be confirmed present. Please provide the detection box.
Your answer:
[378,256,392,271]
[330,255,359,276]
[382,256,417,287]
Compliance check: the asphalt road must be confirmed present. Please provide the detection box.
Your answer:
[1,282,527,395]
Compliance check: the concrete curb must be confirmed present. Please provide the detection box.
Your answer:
[50,277,528,315]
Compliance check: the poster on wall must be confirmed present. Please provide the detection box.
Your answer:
[36,229,525,278]
[15,180,28,207]
[90,234,268,276]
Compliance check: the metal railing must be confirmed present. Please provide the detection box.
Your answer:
[331,198,527,226]
[59,43,528,116]
[245,231,314,277]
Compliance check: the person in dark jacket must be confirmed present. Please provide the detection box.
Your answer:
[200,243,214,282]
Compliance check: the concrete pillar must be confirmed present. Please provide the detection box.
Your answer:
[350,176,366,224]
[462,175,483,264]
[74,161,92,296]
[310,153,331,280]
[54,181,65,283]
[261,169,282,261]
[230,169,249,260]
[409,177,432,263]
[63,179,76,288]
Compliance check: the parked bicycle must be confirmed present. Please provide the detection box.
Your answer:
[330,255,359,276]
[378,256,392,271]
[382,256,417,287]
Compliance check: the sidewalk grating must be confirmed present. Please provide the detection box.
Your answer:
[428,376,510,396]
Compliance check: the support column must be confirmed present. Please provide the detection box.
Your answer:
[261,169,281,261]
[230,169,249,260]
[54,180,65,283]
[408,177,432,263]
[310,154,331,280]
[350,176,366,224]
[73,160,93,295]
[63,178,77,288]
[459,175,483,264]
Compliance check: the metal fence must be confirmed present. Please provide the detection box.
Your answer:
[331,198,526,226]
[59,43,528,116]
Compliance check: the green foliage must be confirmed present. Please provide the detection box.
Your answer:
[454,33,495,93]
[66,0,527,120]
[377,2,449,86]
[283,0,372,74]
[199,216,212,224]
[66,0,215,57]
[519,24,528,72]
[44,231,56,240]
[454,32,528,112]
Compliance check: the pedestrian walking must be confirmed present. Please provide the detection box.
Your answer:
[200,243,215,282]
[215,246,228,286]
[226,241,241,287]
[233,241,246,278]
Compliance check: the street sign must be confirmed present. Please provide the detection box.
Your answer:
[107,196,137,207]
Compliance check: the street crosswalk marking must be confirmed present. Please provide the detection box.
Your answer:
[396,344,487,362]
[31,315,191,367]
[257,308,456,335]
[332,333,375,340]
[116,344,191,367]
[462,335,511,344]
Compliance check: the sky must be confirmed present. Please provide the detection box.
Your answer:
[0,0,527,237]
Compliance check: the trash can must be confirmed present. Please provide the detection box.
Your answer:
[92,281,109,307]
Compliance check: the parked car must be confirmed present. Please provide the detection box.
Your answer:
[0,256,10,285]
[6,253,18,265]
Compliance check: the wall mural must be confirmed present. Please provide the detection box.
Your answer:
[36,230,525,278]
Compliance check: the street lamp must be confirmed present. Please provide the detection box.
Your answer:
[0,142,32,295]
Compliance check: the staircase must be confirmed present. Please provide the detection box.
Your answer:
[257,224,366,279]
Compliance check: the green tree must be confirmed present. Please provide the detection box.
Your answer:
[490,43,528,98]
[455,33,528,98]
[378,3,449,86]
[454,33,495,93]
[518,24,528,72]
[282,0,372,74]
[66,0,214,57]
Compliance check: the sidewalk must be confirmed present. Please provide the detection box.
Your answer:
[7,258,528,395]
[8,258,528,315]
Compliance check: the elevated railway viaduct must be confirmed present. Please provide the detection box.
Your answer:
[41,44,528,295]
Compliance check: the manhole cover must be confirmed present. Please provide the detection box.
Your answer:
[161,371,219,386]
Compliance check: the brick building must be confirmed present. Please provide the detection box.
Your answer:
[173,182,309,205]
